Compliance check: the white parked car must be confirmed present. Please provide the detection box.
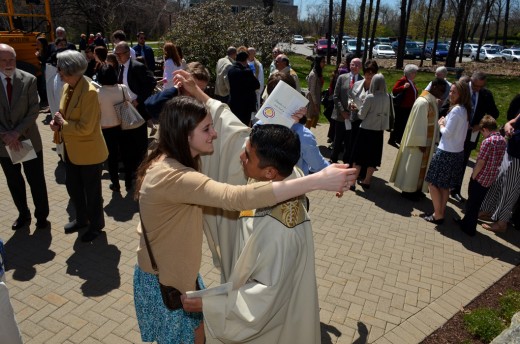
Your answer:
[482,44,503,52]
[501,49,520,62]
[470,48,502,61]
[372,44,396,58]
[293,35,304,44]
[463,43,478,57]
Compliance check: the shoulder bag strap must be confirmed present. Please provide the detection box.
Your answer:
[139,212,159,275]
[120,85,126,102]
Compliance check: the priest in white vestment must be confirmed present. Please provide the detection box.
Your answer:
[390,78,447,201]
[183,125,321,344]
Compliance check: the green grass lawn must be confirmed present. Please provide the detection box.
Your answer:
[284,53,520,130]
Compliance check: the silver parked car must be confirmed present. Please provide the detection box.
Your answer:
[470,48,502,61]
[372,44,396,58]
[501,49,520,62]
[293,35,304,44]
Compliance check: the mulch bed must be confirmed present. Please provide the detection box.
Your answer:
[376,59,520,77]
[420,264,520,344]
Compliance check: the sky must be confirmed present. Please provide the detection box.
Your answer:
[298,0,395,20]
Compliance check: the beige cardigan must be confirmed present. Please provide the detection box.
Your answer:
[137,158,276,293]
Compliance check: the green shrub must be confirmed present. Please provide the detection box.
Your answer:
[499,290,520,321]
[463,308,506,343]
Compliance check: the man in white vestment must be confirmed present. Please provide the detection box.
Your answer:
[390,78,447,202]
[182,124,321,344]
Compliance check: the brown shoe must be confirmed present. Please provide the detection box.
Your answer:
[482,221,507,233]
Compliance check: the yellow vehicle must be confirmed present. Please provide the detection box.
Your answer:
[0,0,53,75]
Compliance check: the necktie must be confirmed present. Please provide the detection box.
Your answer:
[6,77,12,105]
[118,65,125,84]
[349,75,355,88]
[471,91,477,121]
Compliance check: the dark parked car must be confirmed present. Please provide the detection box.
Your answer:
[425,43,449,60]
[314,38,337,55]
[391,41,423,59]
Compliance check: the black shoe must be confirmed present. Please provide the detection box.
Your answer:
[81,230,101,242]
[64,220,88,234]
[12,217,31,230]
[109,183,121,192]
[450,192,466,203]
[357,180,370,189]
[35,220,51,230]
[387,140,399,148]
[424,214,444,225]
[401,191,420,202]
[454,217,476,236]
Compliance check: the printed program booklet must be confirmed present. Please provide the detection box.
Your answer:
[255,80,309,128]
[5,139,37,164]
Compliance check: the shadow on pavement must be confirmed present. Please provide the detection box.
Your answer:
[104,191,139,222]
[66,231,121,297]
[4,226,55,281]
[353,321,369,344]
[320,322,342,344]
[353,176,431,217]
[434,212,520,266]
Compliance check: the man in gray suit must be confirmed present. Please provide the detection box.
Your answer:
[330,58,363,164]
[0,44,49,230]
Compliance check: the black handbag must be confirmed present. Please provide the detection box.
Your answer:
[139,213,183,311]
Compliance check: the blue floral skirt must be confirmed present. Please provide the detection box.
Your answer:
[425,148,464,189]
[133,265,205,344]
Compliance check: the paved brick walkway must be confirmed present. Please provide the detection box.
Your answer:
[1,117,518,343]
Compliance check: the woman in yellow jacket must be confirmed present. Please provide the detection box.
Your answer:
[50,50,108,242]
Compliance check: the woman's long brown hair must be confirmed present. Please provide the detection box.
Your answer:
[134,96,208,199]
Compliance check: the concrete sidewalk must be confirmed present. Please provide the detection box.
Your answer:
[0,117,518,343]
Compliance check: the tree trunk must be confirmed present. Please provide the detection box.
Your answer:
[476,0,494,61]
[356,0,367,58]
[369,0,381,60]
[396,0,407,69]
[327,0,334,64]
[363,0,374,63]
[337,0,347,66]
[494,0,502,44]
[432,0,446,65]
[446,0,467,67]
[502,0,510,46]
[420,0,434,67]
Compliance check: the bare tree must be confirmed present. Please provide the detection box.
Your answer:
[431,0,446,65]
[419,0,434,67]
[396,0,408,69]
[355,0,367,58]
[502,0,510,46]
[446,0,468,66]
[363,0,374,63]
[369,0,382,60]
[476,0,496,61]
[337,0,347,66]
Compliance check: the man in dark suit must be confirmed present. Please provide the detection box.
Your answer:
[451,71,499,202]
[0,44,49,230]
[133,32,155,72]
[115,41,156,190]
[227,49,260,126]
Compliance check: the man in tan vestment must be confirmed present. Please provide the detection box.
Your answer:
[390,78,447,202]
[184,125,321,344]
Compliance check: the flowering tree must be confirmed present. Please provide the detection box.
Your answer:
[163,0,291,79]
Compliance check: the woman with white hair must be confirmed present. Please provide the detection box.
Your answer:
[352,74,391,188]
[389,64,419,147]
[49,50,108,242]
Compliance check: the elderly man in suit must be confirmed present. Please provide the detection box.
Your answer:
[0,44,49,230]
[114,41,156,190]
[330,57,363,164]
[450,71,499,202]
[214,46,236,104]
